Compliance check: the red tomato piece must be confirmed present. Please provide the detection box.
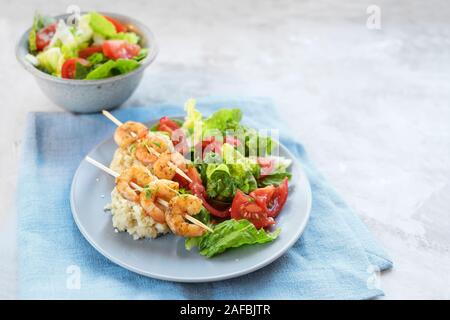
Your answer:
[78,45,103,59]
[104,15,128,33]
[36,23,57,51]
[231,190,275,229]
[61,58,89,79]
[158,116,180,131]
[157,117,189,154]
[250,177,289,217]
[102,40,140,60]
[250,185,276,208]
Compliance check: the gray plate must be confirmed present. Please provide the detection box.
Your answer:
[70,131,312,282]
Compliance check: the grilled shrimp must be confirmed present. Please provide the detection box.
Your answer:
[114,121,148,148]
[135,136,169,165]
[139,187,166,224]
[116,166,154,203]
[166,194,206,237]
[139,179,179,224]
[153,152,187,180]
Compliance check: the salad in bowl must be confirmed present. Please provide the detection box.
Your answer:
[26,11,148,80]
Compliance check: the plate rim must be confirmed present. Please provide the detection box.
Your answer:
[70,128,312,283]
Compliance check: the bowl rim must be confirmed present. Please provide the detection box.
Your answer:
[15,11,158,85]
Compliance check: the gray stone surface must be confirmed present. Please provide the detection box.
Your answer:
[0,0,449,299]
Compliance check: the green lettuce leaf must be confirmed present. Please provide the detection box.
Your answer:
[36,47,65,75]
[259,172,291,187]
[73,62,90,79]
[228,164,258,194]
[110,32,140,44]
[185,219,280,258]
[28,30,37,52]
[85,59,115,79]
[114,59,140,74]
[203,108,242,133]
[28,19,38,52]
[205,163,236,200]
[87,52,106,65]
[74,14,93,43]
[89,12,116,37]
[195,207,211,225]
[222,143,260,177]
[199,148,258,200]
[133,48,148,61]
[85,59,139,80]
[183,98,203,132]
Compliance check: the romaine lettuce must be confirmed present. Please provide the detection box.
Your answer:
[85,59,139,80]
[183,98,203,132]
[36,47,65,75]
[88,12,116,37]
[203,108,242,133]
[87,52,106,65]
[110,32,140,44]
[74,14,93,43]
[185,219,280,258]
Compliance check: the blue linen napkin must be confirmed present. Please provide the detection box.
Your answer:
[18,97,392,299]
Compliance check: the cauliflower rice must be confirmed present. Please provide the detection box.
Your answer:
[105,188,169,240]
[109,147,142,174]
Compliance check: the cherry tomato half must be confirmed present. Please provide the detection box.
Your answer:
[231,190,275,229]
[250,177,289,217]
[102,40,140,60]
[158,116,180,131]
[36,23,57,51]
[61,58,89,79]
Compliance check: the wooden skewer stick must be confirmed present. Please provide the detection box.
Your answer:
[102,110,123,127]
[102,110,192,183]
[85,156,143,192]
[185,215,213,233]
[85,156,211,233]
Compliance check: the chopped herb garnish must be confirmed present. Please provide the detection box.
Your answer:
[128,143,136,154]
[152,141,162,148]
[144,188,152,199]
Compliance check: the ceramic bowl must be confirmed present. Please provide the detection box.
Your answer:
[15,12,158,113]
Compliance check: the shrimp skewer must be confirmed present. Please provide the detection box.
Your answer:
[102,110,192,183]
[85,156,212,233]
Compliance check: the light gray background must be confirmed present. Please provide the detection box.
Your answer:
[1,0,449,299]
